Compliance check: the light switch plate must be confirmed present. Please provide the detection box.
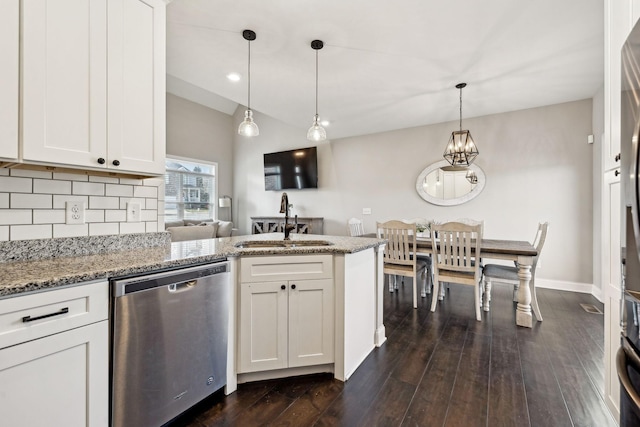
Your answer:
[362,208,372,215]
[66,201,85,224]
[127,202,141,222]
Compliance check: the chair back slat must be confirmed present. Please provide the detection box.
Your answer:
[348,217,365,237]
[431,222,482,274]
[377,220,415,266]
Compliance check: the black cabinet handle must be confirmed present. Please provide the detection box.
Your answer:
[615,169,621,176]
[281,285,286,290]
[616,153,621,162]
[112,160,120,166]
[97,157,106,164]
[291,284,296,290]
[22,307,69,323]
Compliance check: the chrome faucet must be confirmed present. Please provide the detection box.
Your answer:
[279,192,297,240]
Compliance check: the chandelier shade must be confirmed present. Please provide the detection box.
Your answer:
[443,83,478,166]
[238,29,259,137]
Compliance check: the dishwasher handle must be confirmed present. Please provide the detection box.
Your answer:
[168,280,197,293]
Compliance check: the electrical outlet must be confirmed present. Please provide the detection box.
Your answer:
[362,208,372,215]
[65,201,85,224]
[127,202,141,222]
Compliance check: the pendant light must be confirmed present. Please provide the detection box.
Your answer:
[307,40,327,141]
[238,29,259,137]
[443,83,478,166]
[465,169,478,184]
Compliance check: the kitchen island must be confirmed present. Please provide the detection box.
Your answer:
[0,232,387,398]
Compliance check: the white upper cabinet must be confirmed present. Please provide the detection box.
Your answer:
[0,0,19,160]
[20,0,165,176]
[107,0,165,175]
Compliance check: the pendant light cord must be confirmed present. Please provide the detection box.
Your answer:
[459,86,462,132]
[315,49,319,116]
[247,39,251,110]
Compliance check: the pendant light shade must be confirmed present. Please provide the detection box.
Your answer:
[238,30,259,137]
[443,83,478,166]
[307,40,327,141]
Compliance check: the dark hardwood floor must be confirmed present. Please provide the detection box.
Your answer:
[167,280,616,427]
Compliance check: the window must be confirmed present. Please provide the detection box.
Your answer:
[164,157,217,222]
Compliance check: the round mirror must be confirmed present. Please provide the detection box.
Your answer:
[415,160,486,206]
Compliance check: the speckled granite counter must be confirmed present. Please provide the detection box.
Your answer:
[0,233,384,298]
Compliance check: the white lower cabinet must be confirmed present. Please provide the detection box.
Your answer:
[238,255,334,374]
[0,281,109,427]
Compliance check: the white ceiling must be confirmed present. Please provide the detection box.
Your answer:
[166,0,604,140]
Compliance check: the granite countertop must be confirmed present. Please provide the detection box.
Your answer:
[0,233,384,298]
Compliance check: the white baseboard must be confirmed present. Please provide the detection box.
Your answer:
[536,278,603,302]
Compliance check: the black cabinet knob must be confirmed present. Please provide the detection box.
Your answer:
[615,153,621,162]
[291,284,296,290]
[112,160,120,166]
[281,285,286,290]
[97,157,106,164]
[615,169,621,176]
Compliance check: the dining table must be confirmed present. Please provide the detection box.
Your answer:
[413,236,538,328]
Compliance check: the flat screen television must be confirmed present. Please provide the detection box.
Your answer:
[263,146,318,190]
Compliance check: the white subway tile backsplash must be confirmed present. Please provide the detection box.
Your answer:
[134,186,157,198]
[120,178,144,186]
[34,179,72,194]
[73,181,105,196]
[0,177,32,193]
[120,222,146,234]
[33,210,65,224]
[11,193,52,209]
[141,210,157,222]
[105,210,127,222]
[105,184,133,197]
[89,175,119,184]
[2,170,163,241]
[53,195,89,209]
[53,224,89,238]
[11,224,52,240]
[10,169,52,179]
[53,172,88,181]
[85,210,105,223]
[89,222,119,236]
[89,196,120,210]
[0,209,32,225]
[120,198,145,210]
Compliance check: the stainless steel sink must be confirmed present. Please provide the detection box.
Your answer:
[235,240,333,249]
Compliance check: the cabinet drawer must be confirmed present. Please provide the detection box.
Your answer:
[0,281,108,349]
[240,255,333,283]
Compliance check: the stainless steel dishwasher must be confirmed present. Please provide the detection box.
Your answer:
[110,261,230,427]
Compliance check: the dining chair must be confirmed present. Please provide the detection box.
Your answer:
[377,220,429,309]
[481,222,548,321]
[430,221,484,321]
[402,218,433,296]
[347,217,365,237]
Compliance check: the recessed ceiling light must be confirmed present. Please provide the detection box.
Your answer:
[320,120,330,127]
[226,72,241,82]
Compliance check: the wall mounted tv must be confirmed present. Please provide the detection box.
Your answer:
[263,146,318,191]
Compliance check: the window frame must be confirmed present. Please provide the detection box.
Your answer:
[164,155,218,223]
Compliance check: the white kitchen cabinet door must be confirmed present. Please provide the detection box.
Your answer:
[239,281,288,373]
[0,320,109,427]
[107,0,166,175]
[288,278,334,368]
[21,0,108,169]
[0,0,19,160]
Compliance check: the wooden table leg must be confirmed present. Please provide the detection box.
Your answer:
[516,257,533,328]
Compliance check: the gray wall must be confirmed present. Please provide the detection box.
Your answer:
[232,99,594,285]
[166,93,235,222]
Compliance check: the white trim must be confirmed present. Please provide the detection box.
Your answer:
[536,278,596,296]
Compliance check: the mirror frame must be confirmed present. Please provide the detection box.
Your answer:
[415,160,486,206]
